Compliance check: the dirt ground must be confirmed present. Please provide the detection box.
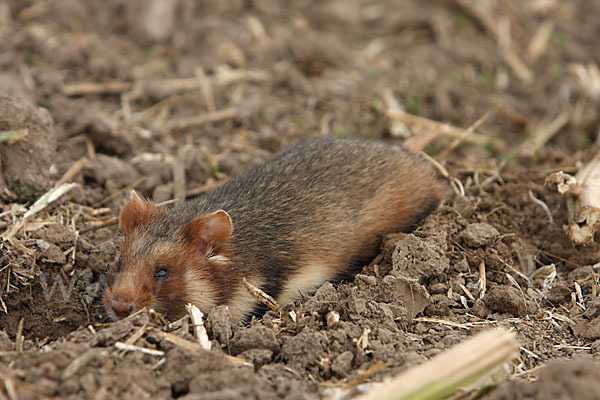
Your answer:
[1,0,600,399]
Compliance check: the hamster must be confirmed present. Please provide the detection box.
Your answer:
[104,136,447,322]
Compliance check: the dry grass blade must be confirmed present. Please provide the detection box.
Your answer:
[78,217,118,233]
[243,277,285,314]
[519,112,570,157]
[186,303,211,351]
[114,342,165,356]
[340,361,387,391]
[136,92,200,123]
[93,177,145,207]
[24,183,78,220]
[55,156,88,187]
[355,329,518,400]
[478,260,487,298]
[497,256,531,283]
[14,318,24,352]
[3,377,18,400]
[386,109,503,150]
[0,129,28,144]
[527,20,554,61]
[459,283,475,301]
[570,62,600,100]
[117,323,148,358]
[382,87,409,138]
[164,107,237,130]
[4,184,77,239]
[413,317,469,330]
[3,180,78,239]
[213,66,270,85]
[454,0,532,83]
[62,81,133,96]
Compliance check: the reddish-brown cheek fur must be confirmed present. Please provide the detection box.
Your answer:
[150,252,195,318]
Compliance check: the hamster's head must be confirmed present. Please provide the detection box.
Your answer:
[104,191,233,320]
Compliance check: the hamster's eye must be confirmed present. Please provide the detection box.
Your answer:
[153,265,169,281]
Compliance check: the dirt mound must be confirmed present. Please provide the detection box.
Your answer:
[491,359,600,400]
[0,95,57,200]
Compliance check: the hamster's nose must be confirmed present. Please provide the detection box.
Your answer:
[111,299,134,318]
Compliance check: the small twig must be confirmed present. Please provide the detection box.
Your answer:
[527,20,555,61]
[520,112,570,157]
[419,152,449,179]
[136,92,200,123]
[413,317,470,329]
[497,256,532,283]
[528,190,554,224]
[454,0,532,83]
[382,87,409,138]
[114,342,165,356]
[387,109,503,150]
[505,273,523,293]
[195,67,216,112]
[440,110,493,158]
[117,323,148,357]
[55,156,88,187]
[62,81,134,96]
[164,108,237,131]
[78,217,118,234]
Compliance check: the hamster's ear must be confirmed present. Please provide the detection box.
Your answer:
[119,191,161,235]
[181,210,233,247]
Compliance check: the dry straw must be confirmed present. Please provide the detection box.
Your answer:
[354,329,517,400]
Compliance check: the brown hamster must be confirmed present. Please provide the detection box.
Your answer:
[104,136,447,322]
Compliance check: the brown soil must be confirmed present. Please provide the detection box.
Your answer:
[1,0,600,399]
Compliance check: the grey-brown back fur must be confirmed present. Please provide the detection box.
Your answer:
[140,136,444,309]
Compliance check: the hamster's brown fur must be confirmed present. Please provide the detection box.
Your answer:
[104,137,447,322]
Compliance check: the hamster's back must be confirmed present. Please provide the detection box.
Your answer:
[169,137,445,309]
